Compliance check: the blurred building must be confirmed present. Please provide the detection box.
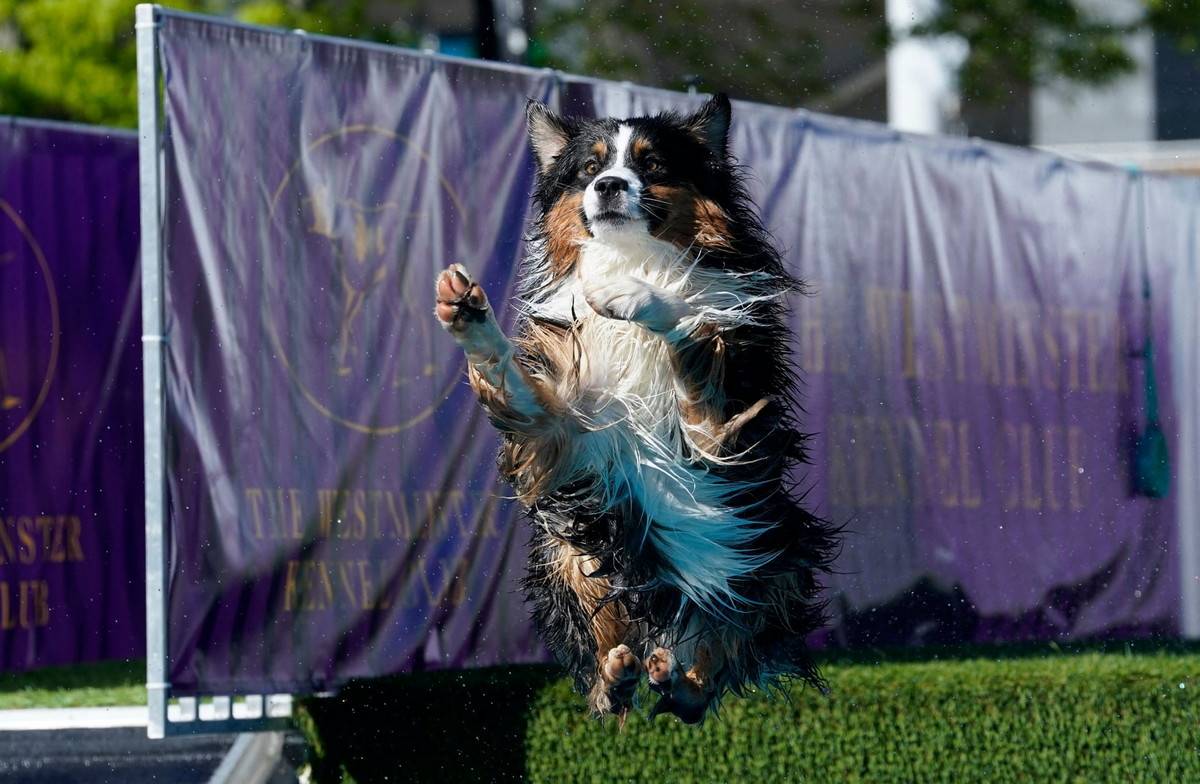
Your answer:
[1036,32,1200,175]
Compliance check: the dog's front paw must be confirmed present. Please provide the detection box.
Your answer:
[583,275,690,333]
[435,264,490,332]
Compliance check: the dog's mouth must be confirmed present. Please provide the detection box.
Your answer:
[592,210,633,224]
[586,208,645,237]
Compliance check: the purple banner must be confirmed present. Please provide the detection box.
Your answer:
[155,14,1184,696]
[158,17,553,695]
[0,118,143,670]
[738,111,1181,645]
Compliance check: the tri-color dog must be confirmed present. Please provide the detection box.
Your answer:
[435,93,837,723]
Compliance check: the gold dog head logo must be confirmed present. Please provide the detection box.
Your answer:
[0,199,58,454]
[302,185,406,378]
[267,126,465,435]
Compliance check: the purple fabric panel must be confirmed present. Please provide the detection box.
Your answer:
[158,17,555,695]
[0,119,143,670]
[735,110,1179,642]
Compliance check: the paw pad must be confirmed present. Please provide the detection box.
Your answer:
[435,264,489,330]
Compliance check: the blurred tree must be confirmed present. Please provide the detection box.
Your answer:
[0,0,195,126]
[849,0,1200,103]
[537,0,1200,108]
[529,0,829,107]
[0,0,1197,126]
[0,0,416,128]
[233,0,418,46]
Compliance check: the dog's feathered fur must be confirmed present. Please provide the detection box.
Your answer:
[435,93,838,723]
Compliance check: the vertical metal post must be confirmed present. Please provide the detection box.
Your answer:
[1175,210,1200,639]
[489,0,528,63]
[135,3,169,741]
[885,0,964,135]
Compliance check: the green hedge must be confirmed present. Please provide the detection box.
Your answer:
[299,649,1200,783]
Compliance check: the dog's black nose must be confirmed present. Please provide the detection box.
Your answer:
[593,176,627,198]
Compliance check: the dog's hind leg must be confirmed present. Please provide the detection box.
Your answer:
[595,644,643,723]
[561,554,640,721]
[526,531,639,720]
[645,646,717,724]
[436,264,562,432]
[666,323,774,460]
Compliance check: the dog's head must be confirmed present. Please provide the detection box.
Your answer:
[525,94,738,265]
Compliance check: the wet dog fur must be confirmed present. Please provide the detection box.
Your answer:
[435,93,838,723]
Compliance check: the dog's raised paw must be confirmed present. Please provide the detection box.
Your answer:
[435,264,490,331]
[582,275,690,334]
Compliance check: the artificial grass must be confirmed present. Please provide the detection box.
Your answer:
[300,646,1200,783]
[5,647,1195,781]
[0,658,145,710]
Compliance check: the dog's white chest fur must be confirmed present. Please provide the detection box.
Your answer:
[534,233,773,419]
[570,236,684,414]
[521,235,778,612]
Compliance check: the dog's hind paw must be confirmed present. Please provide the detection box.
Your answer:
[644,646,677,692]
[596,644,642,719]
[602,644,642,689]
[435,264,490,332]
[645,647,710,724]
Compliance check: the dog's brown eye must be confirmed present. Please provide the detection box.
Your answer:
[644,157,663,172]
[584,161,600,176]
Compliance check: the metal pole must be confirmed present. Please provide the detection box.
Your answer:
[885,0,963,135]
[135,2,170,741]
[1174,202,1200,639]
[491,0,528,64]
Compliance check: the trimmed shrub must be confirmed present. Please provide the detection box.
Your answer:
[300,650,1200,783]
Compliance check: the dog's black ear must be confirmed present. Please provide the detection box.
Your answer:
[684,92,731,159]
[526,99,571,173]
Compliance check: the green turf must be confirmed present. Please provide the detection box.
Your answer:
[0,659,145,710]
[300,644,1200,783]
